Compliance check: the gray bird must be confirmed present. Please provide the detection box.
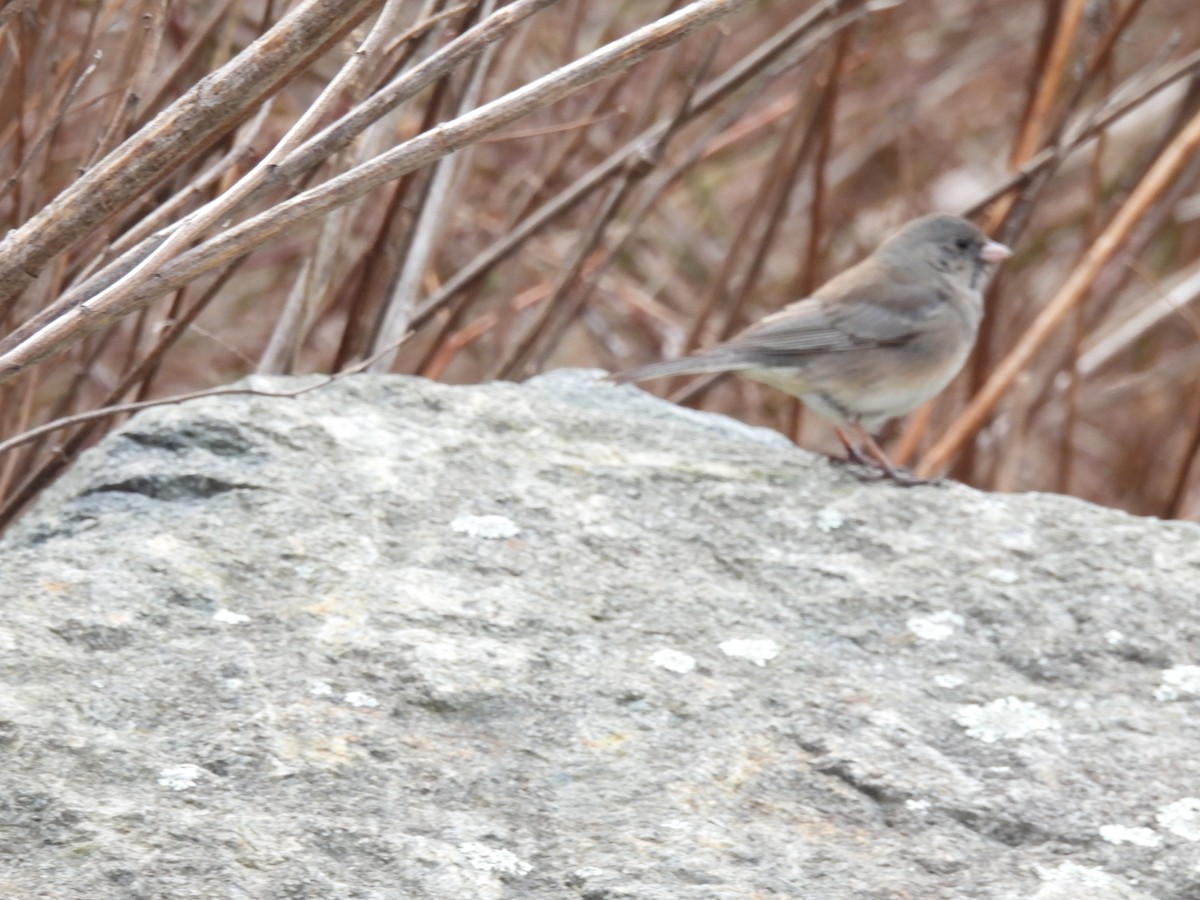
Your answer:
[612,214,1012,483]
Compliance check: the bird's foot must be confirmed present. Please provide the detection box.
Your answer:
[870,462,940,487]
[830,427,940,486]
[830,454,936,486]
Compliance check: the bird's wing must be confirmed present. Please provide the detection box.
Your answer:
[613,262,947,381]
[733,298,861,357]
[726,279,941,366]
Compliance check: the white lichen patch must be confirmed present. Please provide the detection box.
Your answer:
[157,764,205,791]
[814,508,845,532]
[212,608,250,624]
[1035,861,1122,886]
[985,567,1020,584]
[343,691,380,708]
[954,696,1059,743]
[1157,798,1200,841]
[459,842,532,877]
[934,674,966,689]
[650,648,696,674]
[1153,665,1200,702]
[450,514,520,540]
[309,680,334,697]
[906,610,964,641]
[1098,824,1161,847]
[718,638,779,667]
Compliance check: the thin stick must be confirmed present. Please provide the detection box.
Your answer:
[493,38,714,379]
[258,0,415,374]
[1,51,101,203]
[1165,401,1200,519]
[1009,0,1086,168]
[370,0,500,372]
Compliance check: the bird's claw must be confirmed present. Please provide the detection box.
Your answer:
[829,452,940,487]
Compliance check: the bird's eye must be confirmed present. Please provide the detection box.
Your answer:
[954,237,972,250]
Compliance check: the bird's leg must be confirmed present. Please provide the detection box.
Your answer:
[857,427,938,486]
[834,426,937,487]
[833,427,878,469]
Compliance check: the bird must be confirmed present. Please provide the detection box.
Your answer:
[611,214,1012,484]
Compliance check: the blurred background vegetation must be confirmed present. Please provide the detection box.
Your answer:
[2,0,1199,530]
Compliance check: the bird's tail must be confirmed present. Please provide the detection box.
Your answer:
[610,350,754,384]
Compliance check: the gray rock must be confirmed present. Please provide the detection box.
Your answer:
[1,369,1198,899]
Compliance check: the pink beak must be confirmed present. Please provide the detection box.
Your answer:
[980,239,1012,263]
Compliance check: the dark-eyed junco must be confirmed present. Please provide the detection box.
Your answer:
[613,214,1012,484]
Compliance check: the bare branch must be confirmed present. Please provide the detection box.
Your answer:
[0,0,381,311]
